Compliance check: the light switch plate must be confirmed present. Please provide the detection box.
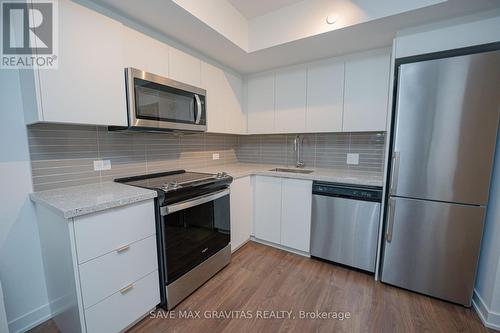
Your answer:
[93,160,112,171]
[212,153,220,160]
[347,153,359,165]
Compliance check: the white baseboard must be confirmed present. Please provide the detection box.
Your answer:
[250,237,310,258]
[7,301,52,333]
[473,289,500,331]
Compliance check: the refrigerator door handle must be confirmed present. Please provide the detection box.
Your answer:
[386,198,396,242]
[389,152,400,195]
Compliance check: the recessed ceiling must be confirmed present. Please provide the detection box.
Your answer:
[228,0,304,19]
[86,0,500,74]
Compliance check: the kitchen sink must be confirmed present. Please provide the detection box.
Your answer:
[269,168,314,174]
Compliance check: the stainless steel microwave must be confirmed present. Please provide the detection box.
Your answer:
[124,67,207,132]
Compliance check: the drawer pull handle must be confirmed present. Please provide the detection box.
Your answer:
[120,284,134,294]
[116,244,130,253]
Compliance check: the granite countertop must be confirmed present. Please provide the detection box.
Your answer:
[192,163,384,187]
[30,182,157,219]
[30,163,382,219]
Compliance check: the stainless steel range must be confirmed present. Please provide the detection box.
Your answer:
[115,170,233,309]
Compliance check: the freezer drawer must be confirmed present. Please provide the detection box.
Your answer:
[310,194,381,272]
[381,197,485,306]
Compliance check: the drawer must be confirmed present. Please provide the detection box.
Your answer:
[79,235,158,308]
[74,200,155,263]
[85,271,160,333]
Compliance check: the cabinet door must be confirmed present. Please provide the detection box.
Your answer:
[223,71,245,134]
[201,62,226,133]
[343,53,390,132]
[306,60,344,132]
[230,176,253,251]
[254,176,282,244]
[122,26,169,77]
[38,0,127,126]
[247,73,275,134]
[280,179,312,252]
[275,65,307,133]
[169,47,201,87]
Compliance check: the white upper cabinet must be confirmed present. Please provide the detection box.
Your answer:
[275,65,307,133]
[34,0,127,126]
[247,72,275,134]
[223,70,245,134]
[122,26,169,77]
[306,59,344,132]
[201,62,226,133]
[201,62,245,134]
[169,47,201,87]
[343,52,390,132]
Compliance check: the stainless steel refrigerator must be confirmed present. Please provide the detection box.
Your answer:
[381,48,500,306]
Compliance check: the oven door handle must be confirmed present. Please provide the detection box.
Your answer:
[160,188,230,216]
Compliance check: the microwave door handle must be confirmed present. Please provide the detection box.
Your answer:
[194,94,202,124]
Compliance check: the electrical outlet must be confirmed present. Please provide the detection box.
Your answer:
[101,160,111,170]
[212,153,220,160]
[347,153,359,165]
[93,160,112,171]
[93,160,103,171]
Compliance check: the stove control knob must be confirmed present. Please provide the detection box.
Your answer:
[216,172,228,178]
[169,181,180,189]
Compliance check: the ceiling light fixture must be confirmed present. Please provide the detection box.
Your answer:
[326,16,336,25]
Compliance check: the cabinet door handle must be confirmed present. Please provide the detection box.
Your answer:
[120,283,134,294]
[115,244,130,253]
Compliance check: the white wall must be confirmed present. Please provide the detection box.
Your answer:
[0,70,50,332]
[394,9,500,58]
[474,131,500,330]
[249,0,445,51]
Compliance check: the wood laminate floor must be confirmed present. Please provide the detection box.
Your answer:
[30,241,492,333]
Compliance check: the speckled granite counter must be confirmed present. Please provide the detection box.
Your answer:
[192,163,384,187]
[30,182,157,219]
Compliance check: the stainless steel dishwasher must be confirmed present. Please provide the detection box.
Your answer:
[310,181,382,272]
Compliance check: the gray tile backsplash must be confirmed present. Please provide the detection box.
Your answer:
[27,123,385,191]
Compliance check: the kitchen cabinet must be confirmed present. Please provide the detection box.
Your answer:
[254,176,282,244]
[343,53,390,132]
[275,65,307,133]
[23,0,127,126]
[280,178,312,252]
[122,26,169,78]
[35,200,159,333]
[169,47,201,87]
[230,176,253,251]
[201,62,245,134]
[247,72,275,134]
[253,176,312,252]
[306,59,344,132]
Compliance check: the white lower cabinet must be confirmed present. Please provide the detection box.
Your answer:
[230,176,253,251]
[254,176,282,244]
[280,178,312,252]
[85,271,159,333]
[253,176,312,252]
[35,200,159,333]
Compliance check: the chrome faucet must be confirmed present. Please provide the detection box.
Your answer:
[293,135,305,168]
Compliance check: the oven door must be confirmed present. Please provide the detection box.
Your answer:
[126,68,207,132]
[160,189,230,284]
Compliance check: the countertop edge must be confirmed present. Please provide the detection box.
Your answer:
[30,187,157,219]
